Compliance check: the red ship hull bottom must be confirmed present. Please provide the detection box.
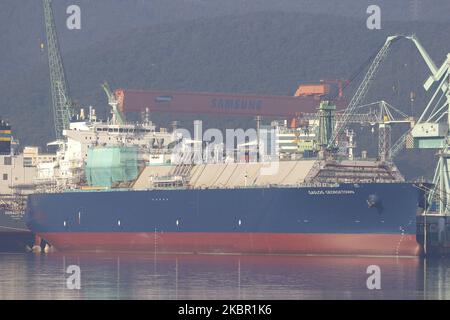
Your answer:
[39,232,421,256]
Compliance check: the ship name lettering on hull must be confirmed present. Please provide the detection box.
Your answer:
[308,190,355,195]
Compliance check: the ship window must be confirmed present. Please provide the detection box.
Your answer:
[3,157,11,165]
[2,174,7,180]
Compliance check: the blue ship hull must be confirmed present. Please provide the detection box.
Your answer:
[0,209,34,252]
[25,182,422,255]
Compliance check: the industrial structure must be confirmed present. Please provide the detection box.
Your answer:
[43,0,74,140]
[328,35,439,154]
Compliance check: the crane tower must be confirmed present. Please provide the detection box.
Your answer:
[43,0,73,139]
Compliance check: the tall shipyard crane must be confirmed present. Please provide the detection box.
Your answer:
[43,0,74,140]
[388,35,440,159]
[327,34,441,159]
[326,33,450,214]
[327,35,403,151]
[410,50,450,215]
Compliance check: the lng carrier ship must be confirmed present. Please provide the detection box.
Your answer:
[24,99,424,256]
[26,166,421,256]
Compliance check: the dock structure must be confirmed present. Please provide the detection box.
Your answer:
[417,215,450,256]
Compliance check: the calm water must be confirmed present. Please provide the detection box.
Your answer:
[0,252,449,299]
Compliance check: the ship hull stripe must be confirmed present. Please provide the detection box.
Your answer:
[38,232,421,256]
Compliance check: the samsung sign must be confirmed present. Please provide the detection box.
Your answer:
[155,96,173,103]
[211,98,262,111]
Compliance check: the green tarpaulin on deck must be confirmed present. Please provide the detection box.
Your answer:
[85,146,138,188]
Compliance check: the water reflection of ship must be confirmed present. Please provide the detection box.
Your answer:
[8,253,423,300]
[8,253,450,299]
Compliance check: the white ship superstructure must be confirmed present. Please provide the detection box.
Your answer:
[35,108,181,189]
